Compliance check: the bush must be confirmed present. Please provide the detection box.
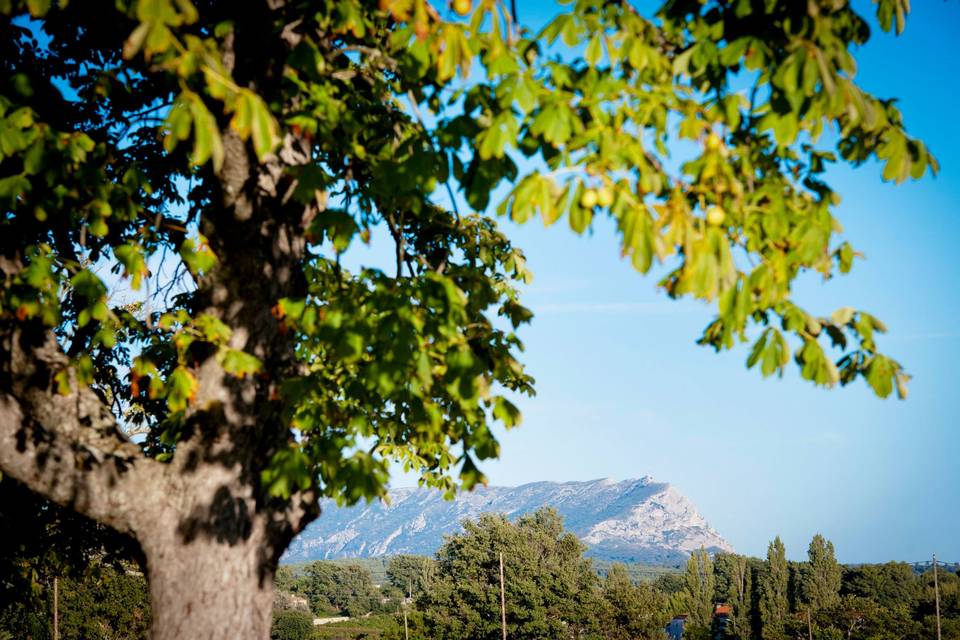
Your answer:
[272,609,315,640]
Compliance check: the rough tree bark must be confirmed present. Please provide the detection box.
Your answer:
[0,127,317,640]
[0,8,329,637]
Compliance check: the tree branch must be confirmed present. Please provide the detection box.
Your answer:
[0,321,167,537]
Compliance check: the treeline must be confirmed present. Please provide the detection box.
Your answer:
[273,508,959,640]
[2,475,956,640]
[652,535,958,640]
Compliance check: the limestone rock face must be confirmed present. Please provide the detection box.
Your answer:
[283,477,734,565]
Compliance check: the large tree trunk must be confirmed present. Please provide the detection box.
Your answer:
[143,536,276,640]
[0,20,319,638]
[128,412,316,640]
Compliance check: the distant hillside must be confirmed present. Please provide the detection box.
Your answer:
[282,557,682,586]
[283,477,733,565]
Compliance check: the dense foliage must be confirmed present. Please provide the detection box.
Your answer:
[418,509,600,638]
[267,510,960,640]
[300,561,386,618]
[385,554,437,600]
[0,477,149,639]
[271,609,315,640]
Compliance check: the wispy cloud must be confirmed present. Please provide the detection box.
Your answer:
[886,330,960,342]
[521,278,593,294]
[533,301,704,316]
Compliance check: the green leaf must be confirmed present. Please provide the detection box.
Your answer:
[114,243,148,290]
[830,307,855,326]
[219,348,262,377]
[26,0,51,17]
[492,396,521,428]
[585,33,603,67]
[0,174,30,204]
[180,235,217,275]
[864,354,896,398]
[194,314,232,342]
[459,454,486,491]
[188,95,224,170]
[246,91,280,159]
[166,366,198,412]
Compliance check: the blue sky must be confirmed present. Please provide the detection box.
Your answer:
[24,0,956,564]
[71,0,956,564]
[378,1,960,563]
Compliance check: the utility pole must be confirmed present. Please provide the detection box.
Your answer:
[806,608,813,640]
[499,551,507,640]
[404,579,410,640]
[53,575,59,640]
[933,554,942,640]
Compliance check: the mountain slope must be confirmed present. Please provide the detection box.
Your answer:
[283,477,733,565]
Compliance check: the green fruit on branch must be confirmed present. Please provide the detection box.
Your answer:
[706,205,726,226]
[580,189,598,209]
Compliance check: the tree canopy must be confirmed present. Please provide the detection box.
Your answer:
[418,508,600,639]
[0,0,933,636]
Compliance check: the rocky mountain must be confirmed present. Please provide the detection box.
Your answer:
[283,477,734,565]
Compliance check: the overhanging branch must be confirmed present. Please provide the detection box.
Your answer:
[0,322,167,537]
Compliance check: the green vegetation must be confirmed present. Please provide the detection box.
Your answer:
[385,555,438,600]
[682,547,715,627]
[3,498,958,639]
[301,562,387,618]
[800,534,842,612]
[594,560,683,583]
[419,509,600,639]
[0,0,937,634]
[759,536,789,640]
[0,476,151,639]
[271,610,316,640]
[266,510,960,640]
[598,564,671,640]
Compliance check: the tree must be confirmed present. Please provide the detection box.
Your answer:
[654,572,687,596]
[812,595,923,640]
[760,537,789,640]
[841,562,919,609]
[57,569,152,640]
[0,476,147,638]
[683,546,715,628]
[600,563,671,640]
[418,508,599,639]
[801,534,842,612]
[275,564,299,594]
[0,0,932,636]
[300,561,381,617]
[386,555,437,599]
[270,609,315,640]
[918,567,960,638]
[716,553,753,640]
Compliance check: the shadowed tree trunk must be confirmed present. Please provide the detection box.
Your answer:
[142,526,276,640]
[0,102,317,636]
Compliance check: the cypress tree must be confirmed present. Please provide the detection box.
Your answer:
[727,554,753,640]
[684,546,716,627]
[759,537,789,640]
[801,534,842,611]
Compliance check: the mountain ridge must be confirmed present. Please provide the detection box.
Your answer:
[283,476,734,565]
